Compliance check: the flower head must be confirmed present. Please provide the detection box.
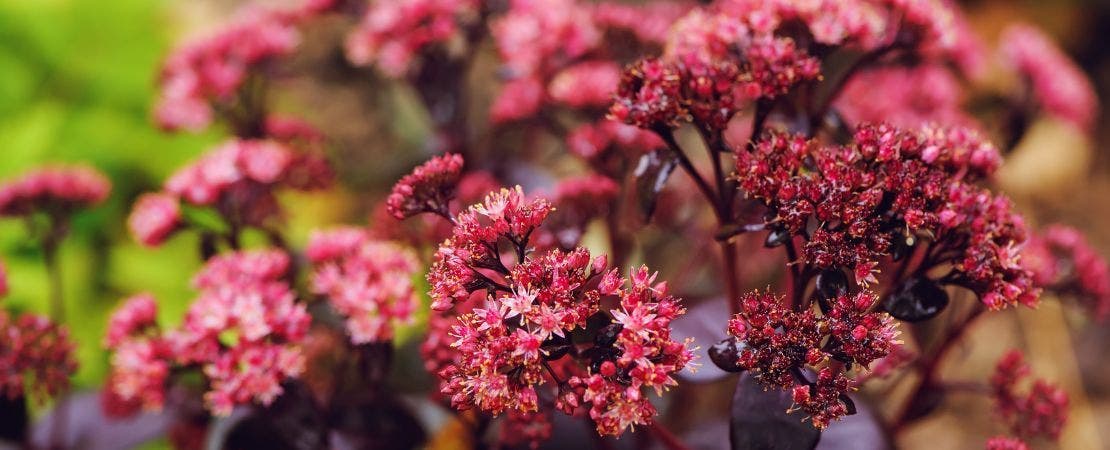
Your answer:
[345,0,479,77]
[727,289,898,428]
[427,186,552,310]
[106,250,309,416]
[387,153,465,220]
[429,186,692,438]
[0,312,77,403]
[1024,225,1110,321]
[986,436,1029,450]
[735,123,1033,308]
[0,166,110,217]
[1000,24,1098,132]
[308,227,421,343]
[104,293,159,348]
[155,8,301,132]
[990,350,1068,441]
[128,193,182,247]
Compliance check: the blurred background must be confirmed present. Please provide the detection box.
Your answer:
[0,0,1108,448]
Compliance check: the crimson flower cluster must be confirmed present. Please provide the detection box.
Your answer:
[990,350,1068,444]
[735,123,1035,309]
[611,9,821,130]
[390,159,694,438]
[0,166,110,217]
[1024,225,1110,321]
[105,250,310,416]
[0,311,77,403]
[128,138,331,246]
[726,290,898,428]
[307,227,421,344]
[386,153,464,220]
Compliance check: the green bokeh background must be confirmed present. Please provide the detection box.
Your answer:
[0,0,221,392]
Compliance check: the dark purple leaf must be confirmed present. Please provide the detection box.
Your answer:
[883,276,949,322]
[633,148,678,220]
[708,338,747,373]
[815,396,889,450]
[730,374,820,450]
[0,395,27,443]
[671,299,733,383]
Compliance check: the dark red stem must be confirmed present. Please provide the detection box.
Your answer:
[648,422,692,450]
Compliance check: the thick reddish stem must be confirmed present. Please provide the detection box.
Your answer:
[891,305,985,432]
[722,241,741,315]
[649,422,692,450]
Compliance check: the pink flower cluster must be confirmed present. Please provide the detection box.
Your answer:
[386,153,464,220]
[127,193,181,247]
[986,436,1029,450]
[990,350,1068,442]
[411,184,693,438]
[106,251,309,416]
[543,174,621,249]
[568,267,696,435]
[129,138,331,246]
[726,290,897,428]
[566,119,664,163]
[155,8,302,132]
[1000,24,1098,132]
[427,186,553,309]
[345,0,479,77]
[1025,225,1110,320]
[716,0,886,49]
[308,227,421,344]
[735,123,1035,308]
[836,64,972,128]
[0,166,110,217]
[712,0,976,60]
[0,311,77,403]
[102,294,167,415]
[488,0,685,124]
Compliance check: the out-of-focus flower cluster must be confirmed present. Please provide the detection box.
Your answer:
[726,290,898,428]
[836,64,972,128]
[105,251,309,416]
[308,227,421,344]
[0,166,110,218]
[1025,225,1110,321]
[386,153,464,220]
[999,24,1098,132]
[610,0,985,133]
[985,436,1029,450]
[0,311,77,403]
[345,0,480,77]
[735,123,1037,309]
[990,350,1068,444]
[128,138,331,246]
[155,8,305,133]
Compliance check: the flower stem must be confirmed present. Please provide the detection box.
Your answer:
[42,220,68,450]
[891,304,985,432]
[648,422,691,450]
[654,128,722,221]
